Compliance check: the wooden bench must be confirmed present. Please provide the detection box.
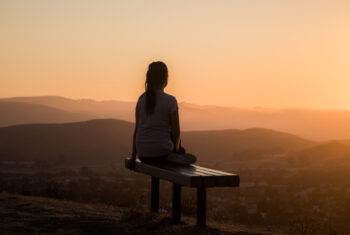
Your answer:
[125,158,240,226]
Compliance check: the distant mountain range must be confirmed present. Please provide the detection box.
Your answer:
[0,119,315,165]
[0,96,134,121]
[2,96,350,140]
[0,102,95,127]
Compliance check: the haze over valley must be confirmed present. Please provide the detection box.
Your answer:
[1,96,350,141]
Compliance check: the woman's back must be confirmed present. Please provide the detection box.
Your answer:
[135,90,178,157]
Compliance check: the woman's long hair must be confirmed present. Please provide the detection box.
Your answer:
[145,61,168,115]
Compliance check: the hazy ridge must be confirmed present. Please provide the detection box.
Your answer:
[2,96,350,140]
[0,101,95,127]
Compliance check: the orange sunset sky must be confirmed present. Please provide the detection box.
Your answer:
[1,0,350,109]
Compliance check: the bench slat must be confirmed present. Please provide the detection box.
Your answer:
[125,158,239,187]
[159,165,218,187]
[190,167,228,176]
[160,165,215,177]
[193,165,236,176]
[159,164,233,177]
[156,165,217,187]
[149,164,199,176]
[178,165,228,176]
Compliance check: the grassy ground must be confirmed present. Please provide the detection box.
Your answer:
[0,192,282,235]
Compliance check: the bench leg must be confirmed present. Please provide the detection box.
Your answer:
[197,187,206,227]
[151,177,159,213]
[172,183,181,223]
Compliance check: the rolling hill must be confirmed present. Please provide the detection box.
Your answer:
[0,119,314,165]
[0,119,134,165]
[0,102,95,127]
[2,96,350,140]
[182,128,315,163]
[283,141,350,186]
[288,141,350,166]
[0,96,134,121]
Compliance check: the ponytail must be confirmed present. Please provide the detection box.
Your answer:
[145,61,168,115]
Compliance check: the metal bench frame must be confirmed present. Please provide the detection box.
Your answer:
[125,158,240,226]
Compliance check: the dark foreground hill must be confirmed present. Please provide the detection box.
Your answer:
[0,119,315,165]
[0,119,134,165]
[0,192,279,234]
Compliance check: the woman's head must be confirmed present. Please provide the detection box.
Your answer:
[144,61,168,115]
[146,61,168,90]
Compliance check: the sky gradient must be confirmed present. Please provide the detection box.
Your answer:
[1,0,350,109]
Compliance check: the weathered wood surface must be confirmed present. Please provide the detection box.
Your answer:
[125,158,240,188]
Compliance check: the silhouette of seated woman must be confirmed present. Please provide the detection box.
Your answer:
[130,61,196,167]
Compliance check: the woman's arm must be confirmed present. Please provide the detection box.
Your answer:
[170,109,180,153]
[131,125,137,160]
[130,106,139,169]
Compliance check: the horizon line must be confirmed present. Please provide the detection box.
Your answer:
[1,94,350,111]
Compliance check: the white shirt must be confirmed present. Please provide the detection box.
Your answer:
[135,90,178,157]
